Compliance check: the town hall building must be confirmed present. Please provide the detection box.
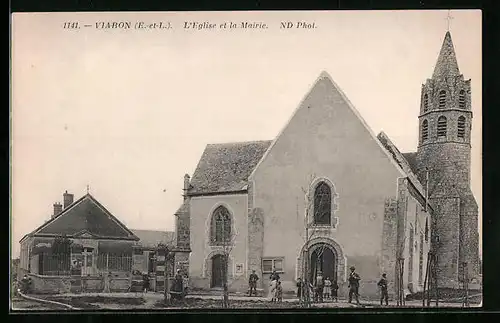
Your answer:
[174,31,480,298]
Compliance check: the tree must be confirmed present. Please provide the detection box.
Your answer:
[155,234,178,306]
[219,224,236,308]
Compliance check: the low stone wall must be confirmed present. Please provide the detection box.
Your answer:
[110,277,130,292]
[28,273,72,294]
[28,274,131,294]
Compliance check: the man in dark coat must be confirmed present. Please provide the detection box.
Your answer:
[142,273,150,293]
[314,271,324,303]
[377,273,389,306]
[348,266,361,305]
[269,270,280,281]
[248,270,259,296]
[296,278,304,301]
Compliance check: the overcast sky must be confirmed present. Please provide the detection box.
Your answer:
[11,10,481,258]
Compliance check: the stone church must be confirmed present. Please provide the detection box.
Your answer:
[173,31,480,298]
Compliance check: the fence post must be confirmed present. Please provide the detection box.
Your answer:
[106,253,109,272]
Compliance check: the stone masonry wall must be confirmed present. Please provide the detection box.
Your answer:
[28,274,72,294]
[176,204,190,250]
[247,206,264,290]
[381,197,398,297]
[459,201,480,280]
[431,196,461,288]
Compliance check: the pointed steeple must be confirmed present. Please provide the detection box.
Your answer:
[432,31,461,79]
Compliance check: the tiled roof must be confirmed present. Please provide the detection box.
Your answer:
[29,194,139,241]
[131,229,175,248]
[188,140,272,195]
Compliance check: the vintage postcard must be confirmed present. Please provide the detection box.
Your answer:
[10,10,482,311]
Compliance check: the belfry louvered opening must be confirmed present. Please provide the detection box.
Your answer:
[437,116,447,137]
[457,116,466,138]
[438,90,447,108]
[459,90,466,109]
[422,119,429,141]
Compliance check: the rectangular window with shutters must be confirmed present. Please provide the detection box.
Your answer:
[262,258,284,273]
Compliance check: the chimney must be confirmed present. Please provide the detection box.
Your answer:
[183,174,191,201]
[52,202,63,218]
[63,190,74,209]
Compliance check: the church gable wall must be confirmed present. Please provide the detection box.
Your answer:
[188,194,248,291]
[250,75,406,296]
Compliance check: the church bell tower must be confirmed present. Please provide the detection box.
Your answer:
[415,31,479,287]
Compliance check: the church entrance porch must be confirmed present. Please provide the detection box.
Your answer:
[310,243,337,283]
[297,237,346,288]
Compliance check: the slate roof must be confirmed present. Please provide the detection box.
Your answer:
[131,229,175,248]
[432,31,461,79]
[402,152,419,175]
[376,132,427,197]
[23,194,139,242]
[188,140,272,195]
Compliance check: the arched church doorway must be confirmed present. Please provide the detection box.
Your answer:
[211,254,227,288]
[309,243,337,283]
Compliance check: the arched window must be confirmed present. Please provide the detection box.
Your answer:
[438,90,447,108]
[457,116,466,138]
[210,206,231,244]
[425,218,429,242]
[314,182,331,225]
[458,90,466,109]
[423,94,429,113]
[437,116,447,137]
[422,119,429,141]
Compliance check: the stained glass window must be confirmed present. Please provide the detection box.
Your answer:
[211,206,231,243]
[314,182,331,225]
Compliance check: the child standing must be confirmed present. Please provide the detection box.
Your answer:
[276,281,283,303]
[323,277,332,300]
[331,280,339,302]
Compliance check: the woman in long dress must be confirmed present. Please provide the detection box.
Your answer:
[268,274,277,301]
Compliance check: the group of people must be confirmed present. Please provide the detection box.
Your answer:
[16,275,32,294]
[268,270,283,302]
[139,269,186,297]
[296,274,340,303]
[246,266,390,306]
[247,269,283,302]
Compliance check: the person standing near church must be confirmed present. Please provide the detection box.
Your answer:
[270,269,280,282]
[331,279,339,302]
[348,266,361,305]
[296,278,304,302]
[314,271,324,303]
[103,271,112,293]
[323,277,332,300]
[377,273,389,306]
[248,270,259,296]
